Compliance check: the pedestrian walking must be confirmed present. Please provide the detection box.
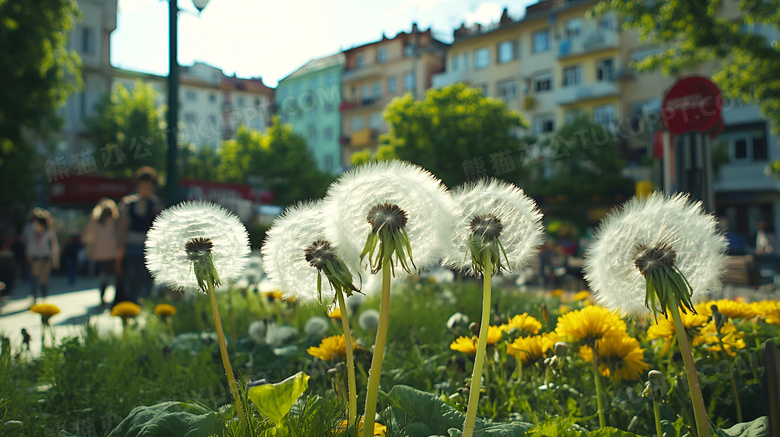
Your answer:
[83,198,120,307]
[25,209,59,302]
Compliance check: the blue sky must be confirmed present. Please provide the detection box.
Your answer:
[111,0,537,87]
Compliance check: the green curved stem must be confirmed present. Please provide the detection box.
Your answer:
[207,281,248,430]
[462,257,493,437]
[362,260,392,437]
[653,398,664,437]
[591,352,606,428]
[336,289,358,427]
[667,296,710,437]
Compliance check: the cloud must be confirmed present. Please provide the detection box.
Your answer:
[464,2,503,26]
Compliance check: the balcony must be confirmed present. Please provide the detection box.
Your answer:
[432,69,468,88]
[343,128,377,147]
[339,96,381,112]
[555,81,618,105]
[558,31,618,58]
[341,63,384,82]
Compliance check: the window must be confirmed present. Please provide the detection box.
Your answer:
[372,81,382,99]
[532,29,550,53]
[497,40,517,63]
[81,27,94,54]
[452,54,460,71]
[497,79,517,101]
[185,90,197,101]
[350,116,364,132]
[209,93,216,103]
[294,83,302,95]
[377,47,387,63]
[404,72,415,90]
[309,127,317,144]
[324,126,334,141]
[237,97,245,107]
[564,18,582,40]
[565,108,584,125]
[599,14,615,32]
[310,78,318,90]
[388,76,397,93]
[361,84,371,100]
[369,112,382,130]
[563,65,582,87]
[404,42,415,56]
[326,73,336,86]
[325,155,334,170]
[355,54,364,68]
[476,83,489,96]
[534,117,555,135]
[254,98,261,106]
[597,59,615,81]
[534,73,553,92]
[722,122,768,162]
[184,112,197,123]
[593,104,616,124]
[474,48,490,69]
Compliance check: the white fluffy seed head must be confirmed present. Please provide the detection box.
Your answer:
[322,160,455,275]
[304,316,330,337]
[145,201,250,293]
[443,179,544,276]
[584,192,728,316]
[358,309,381,331]
[262,201,360,305]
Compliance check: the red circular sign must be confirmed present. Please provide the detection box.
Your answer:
[662,76,722,135]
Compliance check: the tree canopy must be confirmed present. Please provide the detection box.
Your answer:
[218,119,332,207]
[596,0,779,132]
[363,83,530,188]
[87,81,167,178]
[0,0,81,201]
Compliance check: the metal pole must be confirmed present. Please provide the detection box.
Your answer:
[662,131,672,193]
[702,133,715,213]
[166,0,180,205]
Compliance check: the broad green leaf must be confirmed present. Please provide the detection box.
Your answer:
[588,427,643,437]
[106,401,224,437]
[248,372,310,426]
[525,417,583,437]
[714,416,770,437]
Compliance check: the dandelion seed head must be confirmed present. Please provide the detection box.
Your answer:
[584,193,728,316]
[444,179,544,275]
[264,323,296,347]
[248,321,266,344]
[145,201,250,293]
[359,309,380,331]
[323,160,455,274]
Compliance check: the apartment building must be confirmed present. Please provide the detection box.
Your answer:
[113,62,274,149]
[275,53,344,173]
[339,24,447,167]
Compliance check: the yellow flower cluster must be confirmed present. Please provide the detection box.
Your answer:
[579,333,650,382]
[752,300,780,325]
[499,313,542,337]
[573,290,591,302]
[507,332,559,366]
[264,290,285,302]
[111,302,141,318]
[647,310,709,356]
[450,326,503,354]
[154,304,177,317]
[693,321,746,356]
[307,334,356,361]
[335,419,386,436]
[696,299,755,320]
[555,305,626,347]
[30,303,61,318]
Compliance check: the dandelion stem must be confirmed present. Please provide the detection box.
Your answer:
[715,336,742,422]
[362,259,392,437]
[336,289,358,427]
[207,280,248,430]
[667,296,710,437]
[462,256,493,437]
[591,351,606,428]
[653,398,664,437]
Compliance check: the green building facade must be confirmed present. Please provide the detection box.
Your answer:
[275,53,344,174]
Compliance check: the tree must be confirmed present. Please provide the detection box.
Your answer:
[370,83,529,188]
[180,143,220,181]
[0,0,81,202]
[596,0,779,131]
[218,119,332,207]
[524,117,635,228]
[87,81,167,178]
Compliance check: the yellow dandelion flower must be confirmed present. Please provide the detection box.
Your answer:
[111,302,141,318]
[327,304,341,319]
[693,321,746,356]
[752,300,780,325]
[507,332,559,366]
[555,305,627,347]
[579,333,649,382]
[450,326,503,354]
[30,303,61,319]
[307,334,356,361]
[696,299,754,320]
[264,290,284,302]
[334,419,387,436]
[647,310,708,356]
[154,304,177,317]
[557,304,572,315]
[551,289,565,297]
[573,290,591,301]
[500,313,542,336]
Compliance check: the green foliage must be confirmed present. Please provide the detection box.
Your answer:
[87,81,167,178]
[525,417,583,436]
[0,0,81,201]
[247,372,309,426]
[106,402,225,437]
[218,119,332,207]
[181,143,221,181]
[524,117,634,227]
[594,0,780,133]
[377,84,529,188]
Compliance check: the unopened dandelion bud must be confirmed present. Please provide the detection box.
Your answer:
[541,303,550,324]
[647,370,667,401]
[554,341,569,357]
[711,304,726,333]
[469,322,480,336]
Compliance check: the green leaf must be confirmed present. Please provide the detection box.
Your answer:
[386,385,533,437]
[106,401,224,437]
[248,371,310,426]
[714,416,770,437]
[588,427,643,437]
[525,417,584,437]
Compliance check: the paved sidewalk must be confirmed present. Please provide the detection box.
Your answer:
[0,275,123,355]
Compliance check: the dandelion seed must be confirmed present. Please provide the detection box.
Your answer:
[359,309,380,331]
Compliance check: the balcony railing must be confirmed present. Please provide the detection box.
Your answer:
[342,128,377,147]
[338,96,381,111]
[432,69,468,88]
[341,63,384,82]
[558,31,618,58]
[554,81,618,105]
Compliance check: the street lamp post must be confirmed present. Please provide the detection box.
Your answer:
[166,0,209,206]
